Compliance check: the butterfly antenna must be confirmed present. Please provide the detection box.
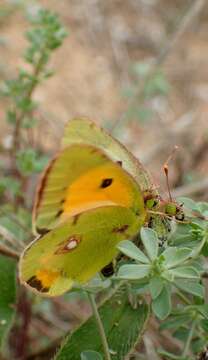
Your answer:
[163,145,179,202]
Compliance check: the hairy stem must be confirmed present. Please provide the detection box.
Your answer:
[88,292,111,360]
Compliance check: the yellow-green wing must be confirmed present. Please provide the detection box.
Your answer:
[20,206,145,297]
[33,144,144,235]
[61,118,156,193]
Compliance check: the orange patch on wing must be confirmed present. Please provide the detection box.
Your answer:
[63,163,133,217]
[36,269,60,288]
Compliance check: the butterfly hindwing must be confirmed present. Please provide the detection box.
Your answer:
[20,206,145,297]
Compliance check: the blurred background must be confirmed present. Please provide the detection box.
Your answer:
[0,0,208,359]
[0,0,207,200]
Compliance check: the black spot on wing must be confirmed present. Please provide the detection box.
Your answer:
[55,209,64,219]
[72,214,81,225]
[36,227,50,235]
[117,160,122,166]
[100,178,113,188]
[112,224,129,234]
[101,262,115,277]
[27,276,49,293]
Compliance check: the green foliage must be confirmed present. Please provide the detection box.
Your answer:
[117,227,204,320]
[1,7,67,182]
[55,287,149,360]
[16,148,48,175]
[0,177,21,198]
[0,255,16,349]
[115,199,208,358]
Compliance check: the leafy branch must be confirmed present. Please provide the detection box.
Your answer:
[2,9,68,168]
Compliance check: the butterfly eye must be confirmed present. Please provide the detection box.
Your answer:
[100,178,113,188]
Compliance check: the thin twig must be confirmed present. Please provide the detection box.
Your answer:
[176,290,191,306]
[110,0,206,133]
[0,224,18,248]
[0,224,25,249]
[0,244,19,260]
[88,292,111,360]
[0,207,31,234]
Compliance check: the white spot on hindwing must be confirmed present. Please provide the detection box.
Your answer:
[66,239,78,250]
[55,235,81,254]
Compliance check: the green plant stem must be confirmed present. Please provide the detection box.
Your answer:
[87,292,112,360]
[182,320,196,357]
[176,290,191,305]
[12,53,44,156]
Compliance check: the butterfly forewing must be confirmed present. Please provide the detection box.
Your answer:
[61,118,156,193]
[33,144,144,235]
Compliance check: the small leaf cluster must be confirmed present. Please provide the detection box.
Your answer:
[115,198,208,358]
[117,228,203,320]
[2,9,68,119]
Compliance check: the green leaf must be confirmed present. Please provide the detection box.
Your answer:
[117,240,149,263]
[140,228,158,261]
[0,255,16,349]
[162,247,192,268]
[191,337,207,354]
[177,197,197,212]
[200,319,208,332]
[159,314,192,331]
[173,327,189,342]
[197,304,208,319]
[158,349,188,360]
[197,202,208,217]
[175,280,204,298]
[152,285,171,320]
[202,241,208,256]
[149,277,163,299]
[81,351,103,360]
[169,266,199,279]
[117,264,150,280]
[55,288,149,360]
